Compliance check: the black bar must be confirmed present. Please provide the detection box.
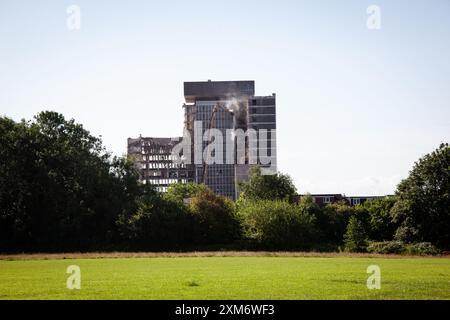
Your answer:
[0,300,447,319]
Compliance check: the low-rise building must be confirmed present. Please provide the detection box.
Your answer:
[297,194,388,207]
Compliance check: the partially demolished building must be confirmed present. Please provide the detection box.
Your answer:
[127,137,190,193]
[127,80,277,199]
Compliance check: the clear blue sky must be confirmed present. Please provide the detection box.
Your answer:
[1,0,449,195]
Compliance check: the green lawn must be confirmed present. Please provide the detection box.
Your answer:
[0,256,449,300]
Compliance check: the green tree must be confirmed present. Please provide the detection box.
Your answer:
[0,117,34,250]
[363,196,398,241]
[238,166,297,201]
[0,112,142,252]
[238,199,317,250]
[316,200,355,245]
[118,187,192,250]
[344,216,368,252]
[391,143,450,248]
[164,182,207,204]
[189,189,240,245]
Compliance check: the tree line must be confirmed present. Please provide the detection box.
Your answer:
[0,112,448,253]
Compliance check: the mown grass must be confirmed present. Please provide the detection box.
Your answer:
[0,256,449,300]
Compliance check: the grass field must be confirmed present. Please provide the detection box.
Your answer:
[0,253,449,300]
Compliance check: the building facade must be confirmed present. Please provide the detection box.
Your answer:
[127,80,277,199]
[184,99,236,199]
[183,80,277,199]
[248,95,277,175]
[127,136,190,193]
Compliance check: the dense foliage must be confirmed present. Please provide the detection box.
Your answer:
[238,166,297,201]
[118,188,192,250]
[238,199,316,250]
[188,189,240,245]
[391,143,449,248]
[343,216,368,252]
[0,112,448,254]
[164,182,208,204]
[367,241,440,256]
[0,112,141,252]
